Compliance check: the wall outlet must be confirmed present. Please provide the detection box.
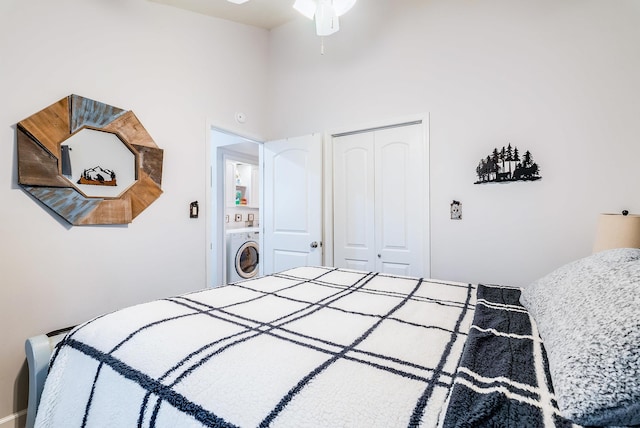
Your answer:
[450,200,462,220]
[235,214,242,222]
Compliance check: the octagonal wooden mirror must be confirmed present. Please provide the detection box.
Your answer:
[17,94,163,225]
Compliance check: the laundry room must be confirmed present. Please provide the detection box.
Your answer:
[216,133,261,284]
[208,127,262,287]
[226,159,259,230]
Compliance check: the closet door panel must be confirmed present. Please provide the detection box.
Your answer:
[376,140,410,248]
[333,132,375,271]
[375,125,424,275]
[333,122,426,277]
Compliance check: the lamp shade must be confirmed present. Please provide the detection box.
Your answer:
[592,213,640,253]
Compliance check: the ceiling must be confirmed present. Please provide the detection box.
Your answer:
[148,0,299,30]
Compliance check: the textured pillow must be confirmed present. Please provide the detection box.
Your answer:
[520,248,640,426]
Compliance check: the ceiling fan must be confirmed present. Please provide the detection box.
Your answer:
[227,0,357,36]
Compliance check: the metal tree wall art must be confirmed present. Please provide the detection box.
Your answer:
[474,143,541,184]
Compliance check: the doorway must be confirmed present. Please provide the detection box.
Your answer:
[209,128,262,287]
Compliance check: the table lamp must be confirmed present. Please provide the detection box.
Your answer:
[592,211,640,253]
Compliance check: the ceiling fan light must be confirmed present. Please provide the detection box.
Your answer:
[315,3,339,36]
[293,0,316,19]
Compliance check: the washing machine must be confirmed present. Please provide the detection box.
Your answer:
[226,228,260,283]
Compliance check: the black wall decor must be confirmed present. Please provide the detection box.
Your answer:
[474,143,541,184]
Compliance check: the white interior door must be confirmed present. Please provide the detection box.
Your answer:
[333,123,426,276]
[263,134,323,274]
[374,125,425,275]
[332,132,376,271]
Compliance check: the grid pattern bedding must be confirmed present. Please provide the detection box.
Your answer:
[35,266,476,428]
[442,284,578,427]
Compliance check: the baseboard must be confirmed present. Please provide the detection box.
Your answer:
[0,410,26,428]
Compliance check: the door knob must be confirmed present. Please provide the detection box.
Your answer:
[310,241,319,248]
[377,254,381,258]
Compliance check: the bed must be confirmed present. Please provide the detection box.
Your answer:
[26,250,640,427]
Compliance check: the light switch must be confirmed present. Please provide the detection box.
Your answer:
[235,214,242,222]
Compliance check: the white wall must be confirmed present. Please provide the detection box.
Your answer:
[2,0,640,424]
[0,0,269,423]
[268,0,640,286]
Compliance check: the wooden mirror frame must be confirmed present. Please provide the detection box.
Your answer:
[17,94,163,225]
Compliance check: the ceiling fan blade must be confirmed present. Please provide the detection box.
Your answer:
[293,0,316,19]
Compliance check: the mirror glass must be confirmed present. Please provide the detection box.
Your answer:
[63,129,137,198]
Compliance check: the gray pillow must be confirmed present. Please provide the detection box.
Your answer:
[520,248,640,426]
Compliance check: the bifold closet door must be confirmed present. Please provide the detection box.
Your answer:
[333,131,376,272]
[333,123,425,276]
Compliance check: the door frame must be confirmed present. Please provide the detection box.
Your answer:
[324,113,431,277]
[205,121,264,288]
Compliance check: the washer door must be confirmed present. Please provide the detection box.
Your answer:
[235,241,259,279]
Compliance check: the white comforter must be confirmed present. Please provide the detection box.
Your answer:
[36,266,476,428]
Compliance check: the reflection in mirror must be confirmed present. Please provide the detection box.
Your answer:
[64,129,137,198]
